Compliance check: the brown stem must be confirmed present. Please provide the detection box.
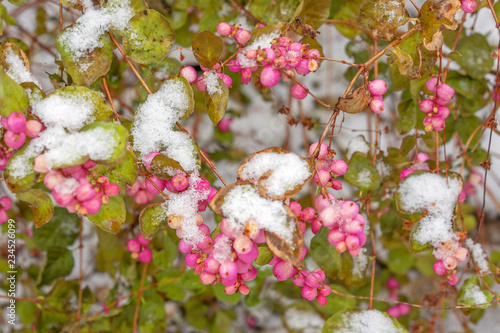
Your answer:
[76,217,83,323]
[133,263,149,333]
[102,77,120,122]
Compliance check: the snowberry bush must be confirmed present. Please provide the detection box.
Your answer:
[0,0,499,332]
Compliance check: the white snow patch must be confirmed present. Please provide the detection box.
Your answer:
[220,184,293,246]
[346,135,370,160]
[464,239,491,275]
[352,247,369,278]
[463,284,488,305]
[131,78,198,172]
[4,47,41,86]
[212,235,234,264]
[58,0,133,59]
[356,169,373,185]
[284,308,325,332]
[337,310,406,333]
[238,152,311,197]
[204,70,222,96]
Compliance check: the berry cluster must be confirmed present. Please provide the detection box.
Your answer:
[181,218,265,295]
[42,161,119,214]
[180,65,233,92]
[127,233,153,264]
[399,152,431,180]
[419,78,455,132]
[461,0,477,13]
[0,196,13,224]
[289,201,321,235]
[1,112,43,149]
[309,142,348,190]
[386,278,411,318]
[217,22,252,45]
[368,79,387,114]
[316,193,367,256]
[126,177,156,205]
[432,234,468,285]
[226,33,320,92]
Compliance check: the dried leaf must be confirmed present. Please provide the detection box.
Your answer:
[419,0,462,51]
[205,78,229,125]
[357,0,410,41]
[336,85,372,114]
[192,31,223,69]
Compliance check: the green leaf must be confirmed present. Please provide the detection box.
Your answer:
[212,283,240,305]
[294,0,332,30]
[419,0,461,51]
[192,31,223,69]
[339,253,370,286]
[8,0,27,5]
[153,233,177,269]
[205,78,229,125]
[32,207,79,251]
[87,195,126,233]
[455,116,482,148]
[357,0,409,41]
[95,227,124,275]
[80,121,129,166]
[457,276,494,315]
[255,246,274,266]
[4,145,39,193]
[92,150,138,191]
[16,189,54,228]
[332,0,365,38]
[400,135,416,156]
[345,153,381,191]
[323,309,408,333]
[56,33,113,87]
[0,70,29,117]
[139,203,168,239]
[387,244,415,275]
[122,9,175,65]
[40,246,74,286]
[186,298,211,329]
[397,97,417,134]
[455,33,494,80]
[150,153,185,180]
[310,227,341,278]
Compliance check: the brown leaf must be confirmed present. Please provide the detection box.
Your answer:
[419,0,462,51]
[336,85,372,114]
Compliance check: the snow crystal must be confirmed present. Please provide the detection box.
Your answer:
[398,173,462,218]
[463,284,487,305]
[4,47,41,86]
[32,91,97,131]
[412,215,455,247]
[204,71,222,96]
[236,32,281,68]
[352,248,369,278]
[131,78,199,172]
[284,308,325,331]
[238,152,311,197]
[164,173,211,246]
[55,177,80,196]
[346,135,370,160]
[464,239,491,275]
[58,0,133,59]
[356,169,373,185]
[220,184,293,246]
[212,235,234,264]
[337,310,406,333]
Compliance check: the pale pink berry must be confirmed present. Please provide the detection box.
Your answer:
[171,174,189,192]
[228,60,241,72]
[295,59,310,75]
[314,169,331,186]
[241,266,257,281]
[234,29,251,44]
[180,66,197,84]
[426,77,438,92]
[178,239,193,254]
[0,196,13,210]
[319,206,340,228]
[301,285,318,301]
[76,181,97,201]
[138,248,152,263]
[415,152,430,163]
[330,160,348,176]
[462,0,477,13]
[436,83,455,101]
[455,247,468,261]
[43,170,63,190]
[4,131,25,149]
[340,200,359,219]
[345,234,360,250]
[82,198,101,214]
[33,155,49,173]
[327,228,345,246]
[368,80,387,96]
[291,83,308,99]
[260,66,281,87]
[217,117,232,132]
[278,37,291,47]
[237,243,259,263]
[245,49,257,59]
[447,273,459,285]
[127,239,141,253]
[300,207,315,221]
[309,142,329,159]
[305,49,320,59]
[419,99,434,113]
[145,175,165,194]
[308,60,319,72]
[433,260,447,275]
[336,241,347,253]
[200,271,217,285]
[240,68,252,84]
[24,120,42,138]
[286,51,302,68]
[233,235,253,255]
[370,99,384,114]
[219,261,238,280]
[273,261,296,281]
[238,284,251,295]
[217,22,233,36]
[305,272,321,288]
[314,193,335,211]
[349,247,360,256]
[196,76,207,91]
[443,256,458,270]
[6,112,26,133]
[399,304,411,316]
[225,284,238,294]
[289,201,302,216]
[104,183,119,196]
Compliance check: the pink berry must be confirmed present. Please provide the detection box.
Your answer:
[241,265,257,281]
[289,201,302,216]
[387,306,401,318]
[260,66,281,87]
[278,37,291,47]
[319,284,331,296]
[82,198,101,214]
[330,160,348,176]
[387,277,399,290]
[314,169,332,186]
[305,49,321,59]
[319,205,340,228]
[137,233,150,247]
[238,284,251,295]
[433,260,447,275]
[462,0,477,13]
[0,210,9,224]
[309,142,329,159]
[260,48,276,66]
[240,68,252,84]
[426,77,438,92]
[219,74,232,88]
[300,207,316,221]
[273,261,296,281]
[127,239,141,253]
[142,152,160,171]
[171,174,189,192]
[33,155,49,173]
[331,179,342,190]
[180,66,197,84]
[138,248,153,263]
[145,175,165,194]
[301,285,318,301]
[228,60,241,72]
[6,112,26,133]
[83,160,97,169]
[327,228,345,246]
[419,99,434,113]
[314,193,335,211]
[185,253,200,268]
[0,196,13,210]
[340,201,359,219]
[196,76,207,91]
[234,29,251,44]
[178,239,193,254]
[4,131,26,149]
[104,183,120,196]
[24,120,42,138]
[295,59,310,75]
[345,234,360,250]
[217,22,233,36]
[217,117,232,132]
[237,243,259,263]
[436,83,455,101]
[432,116,446,131]
[233,235,253,255]
[293,272,306,287]
[291,83,308,99]
[219,261,238,280]
[368,80,387,96]
[76,181,97,201]
[447,273,459,285]
[200,271,217,285]
[436,106,450,119]
[370,99,384,114]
